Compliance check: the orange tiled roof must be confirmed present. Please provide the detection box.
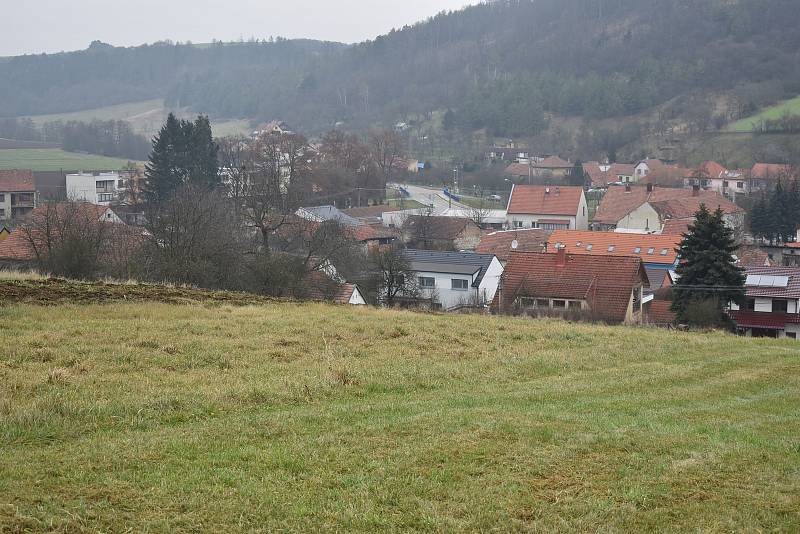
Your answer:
[507,185,583,216]
[751,163,794,180]
[548,230,681,264]
[0,170,36,192]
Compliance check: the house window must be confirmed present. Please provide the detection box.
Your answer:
[773,299,788,313]
[634,247,641,254]
[586,244,593,251]
[0,208,5,218]
[451,279,469,291]
[647,248,655,255]
[97,193,114,203]
[723,181,729,187]
[0,194,4,202]
[552,300,567,309]
[744,298,756,311]
[607,246,615,252]
[418,277,435,289]
[787,332,797,340]
[118,180,125,188]
[660,249,669,256]
[515,221,523,229]
[737,182,745,189]
[536,299,550,309]
[568,301,581,311]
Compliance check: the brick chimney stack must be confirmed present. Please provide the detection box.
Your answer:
[556,246,567,267]
[692,184,700,197]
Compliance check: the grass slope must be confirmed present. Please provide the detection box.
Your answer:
[727,95,800,132]
[23,99,251,139]
[0,148,133,172]
[1,298,799,531]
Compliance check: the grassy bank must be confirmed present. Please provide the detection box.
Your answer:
[1,299,799,531]
[727,95,800,132]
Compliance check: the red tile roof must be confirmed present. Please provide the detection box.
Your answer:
[494,251,648,323]
[646,300,677,325]
[736,247,772,268]
[743,266,800,299]
[548,230,681,264]
[729,311,800,329]
[697,161,728,179]
[507,185,584,216]
[533,156,572,169]
[504,163,530,177]
[751,163,794,180]
[593,186,739,226]
[660,218,694,236]
[299,270,362,305]
[0,170,36,192]
[0,230,35,261]
[476,229,548,261]
[649,196,744,220]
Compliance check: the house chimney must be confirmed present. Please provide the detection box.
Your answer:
[692,184,700,197]
[646,183,653,193]
[545,187,550,196]
[556,246,567,267]
[625,184,632,193]
[555,187,561,196]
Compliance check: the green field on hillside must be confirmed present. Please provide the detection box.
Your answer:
[24,99,251,138]
[1,285,798,531]
[727,95,800,132]
[0,148,133,171]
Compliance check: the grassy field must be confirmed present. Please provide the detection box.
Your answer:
[727,95,800,132]
[0,148,133,171]
[1,289,799,531]
[0,148,134,172]
[24,99,252,139]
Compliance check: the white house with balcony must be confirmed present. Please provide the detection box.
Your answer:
[401,250,503,310]
[65,172,126,205]
[729,267,800,339]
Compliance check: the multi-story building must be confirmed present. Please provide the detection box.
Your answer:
[65,172,126,205]
[0,170,37,222]
[729,267,800,339]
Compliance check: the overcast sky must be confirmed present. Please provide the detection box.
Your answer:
[0,0,479,56]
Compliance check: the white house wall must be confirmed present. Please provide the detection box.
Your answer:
[477,257,504,305]
[415,270,478,310]
[616,203,660,232]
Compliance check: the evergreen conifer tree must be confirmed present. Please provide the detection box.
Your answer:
[671,204,745,329]
[144,114,219,204]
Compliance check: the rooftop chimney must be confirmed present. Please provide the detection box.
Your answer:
[625,184,632,193]
[646,183,654,193]
[556,246,567,267]
[545,187,551,196]
[555,187,561,196]
[692,184,700,197]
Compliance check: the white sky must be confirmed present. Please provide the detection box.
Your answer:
[0,0,479,56]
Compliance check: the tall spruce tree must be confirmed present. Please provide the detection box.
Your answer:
[671,204,745,329]
[144,113,219,204]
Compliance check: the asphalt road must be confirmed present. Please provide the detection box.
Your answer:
[391,183,471,214]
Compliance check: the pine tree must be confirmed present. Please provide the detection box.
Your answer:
[671,205,745,329]
[143,114,219,204]
[749,192,770,242]
[144,113,185,204]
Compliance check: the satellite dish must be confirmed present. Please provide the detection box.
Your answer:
[511,240,519,250]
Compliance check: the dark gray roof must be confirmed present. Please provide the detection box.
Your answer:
[404,249,497,288]
[744,266,800,299]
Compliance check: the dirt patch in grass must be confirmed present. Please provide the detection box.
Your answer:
[0,278,278,307]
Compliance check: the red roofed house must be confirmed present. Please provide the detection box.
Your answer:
[0,170,38,222]
[583,162,636,187]
[749,163,795,193]
[506,185,588,231]
[493,249,649,324]
[403,215,482,251]
[297,270,367,306]
[504,155,574,181]
[684,162,749,199]
[728,266,800,339]
[476,228,548,264]
[593,185,744,233]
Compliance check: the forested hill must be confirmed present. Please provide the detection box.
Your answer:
[2,0,800,137]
